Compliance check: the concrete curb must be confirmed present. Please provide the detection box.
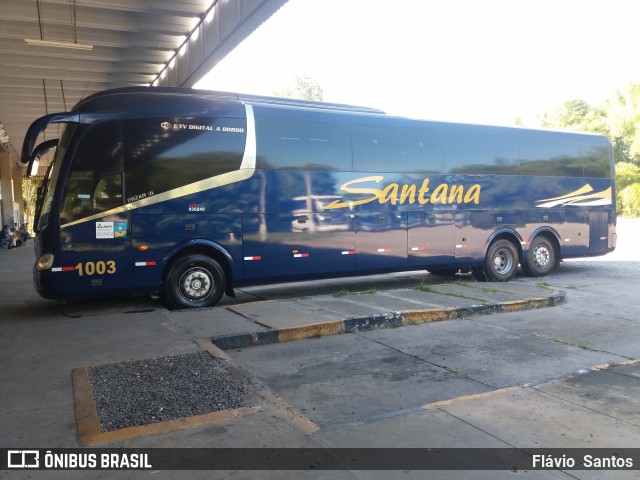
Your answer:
[211,289,566,350]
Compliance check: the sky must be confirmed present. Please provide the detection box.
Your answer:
[195,0,640,126]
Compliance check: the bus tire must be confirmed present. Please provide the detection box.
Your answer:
[525,236,557,277]
[483,239,519,282]
[163,254,225,309]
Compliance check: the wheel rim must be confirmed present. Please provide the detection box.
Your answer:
[532,244,551,268]
[493,248,514,274]
[179,267,213,301]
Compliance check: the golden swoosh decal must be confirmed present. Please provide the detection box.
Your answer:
[536,185,612,208]
[536,184,593,203]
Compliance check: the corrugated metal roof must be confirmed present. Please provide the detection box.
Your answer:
[0,0,287,166]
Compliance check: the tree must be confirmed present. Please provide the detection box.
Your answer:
[604,83,640,165]
[22,177,41,234]
[615,162,640,214]
[619,183,640,217]
[273,74,324,101]
[541,99,609,136]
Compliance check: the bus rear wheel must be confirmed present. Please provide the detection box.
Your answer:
[524,236,557,277]
[163,254,225,309]
[473,239,519,282]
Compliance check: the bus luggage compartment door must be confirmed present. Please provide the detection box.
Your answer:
[407,211,455,267]
[242,213,355,281]
[354,211,407,272]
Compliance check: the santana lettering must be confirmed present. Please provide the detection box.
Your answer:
[324,176,481,209]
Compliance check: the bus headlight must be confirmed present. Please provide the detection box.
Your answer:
[36,253,55,271]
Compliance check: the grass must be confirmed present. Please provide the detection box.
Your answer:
[536,281,554,291]
[416,282,438,294]
[416,282,486,303]
[548,335,593,350]
[451,280,514,294]
[332,287,377,298]
[549,335,570,345]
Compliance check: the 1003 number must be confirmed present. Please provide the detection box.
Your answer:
[75,261,116,276]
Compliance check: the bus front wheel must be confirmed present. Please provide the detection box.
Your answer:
[163,254,225,309]
[473,239,519,282]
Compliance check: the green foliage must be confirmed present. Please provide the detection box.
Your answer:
[22,178,42,234]
[614,163,640,214]
[619,183,640,217]
[619,162,640,189]
[541,99,609,135]
[274,74,324,101]
[605,83,640,164]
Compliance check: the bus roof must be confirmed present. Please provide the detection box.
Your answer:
[75,86,387,115]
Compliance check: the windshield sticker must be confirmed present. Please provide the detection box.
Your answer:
[96,221,127,239]
[96,222,114,239]
[114,222,127,238]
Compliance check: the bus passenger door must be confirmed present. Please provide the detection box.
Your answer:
[407,211,455,267]
[57,121,132,298]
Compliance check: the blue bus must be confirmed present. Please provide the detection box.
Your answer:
[22,87,616,309]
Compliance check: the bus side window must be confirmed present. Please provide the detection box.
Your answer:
[352,124,443,173]
[255,116,351,171]
[582,138,613,178]
[124,117,246,201]
[443,129,519,175]
[518,133,583,177]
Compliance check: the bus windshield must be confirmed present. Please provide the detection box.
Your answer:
[36,124,77,232]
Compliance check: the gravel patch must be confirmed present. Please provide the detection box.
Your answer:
[88,351,250,432]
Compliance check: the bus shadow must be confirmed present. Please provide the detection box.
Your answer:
[229,269,465,304]
[63,295,166,318]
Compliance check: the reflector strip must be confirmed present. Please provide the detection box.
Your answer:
[244,256,262,261]
[135,261,157,267]
[341,250,356,255]
[51,266,76,272]
[455,244,463,249]
[411,247,424,251]
[293,253,310,258]
[51,267,62,272]
[564,239,571,242]
[600,236,607,240]
[377,248,391,253]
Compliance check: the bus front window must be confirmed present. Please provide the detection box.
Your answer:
[37,124,77,231]
[59,122,124,225]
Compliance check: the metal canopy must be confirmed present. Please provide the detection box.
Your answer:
[0,0,288,165]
